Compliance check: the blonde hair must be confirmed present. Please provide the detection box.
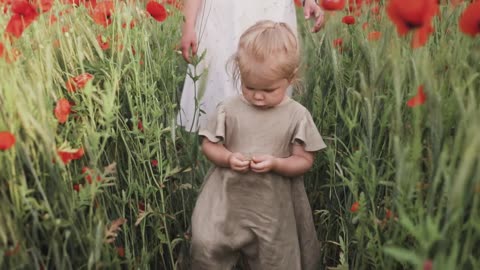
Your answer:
[230,20,300,89]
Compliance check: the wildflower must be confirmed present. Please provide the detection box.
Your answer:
[294,0,302,7]
[4,243,20,256]
[116,246,125,257]
[62,25,69,33]
[407,85,427,107]
[368,30,381,41]
[54,98,72,124]
[137,119,144,132]
[57,147,84,164]
[138,201,146,211]
[370,4,380,15]
[350,201,360,212]
[97,35,109,50]
[0,131,16,150]
[385,208,392,219]
[386,0,438,48]
[362,22,368,30]
[459,1,480,37]
[146,1,167,22]
[423,259,433,270]
[0,42,4,58]
[73,184,81,192]
[49,14,57,24]
[122,19,136,29]
[342,15,356,24]
[66,73,94,92]
[90,1,114,27]
[151,159,158,167]
[333,38,343,48]
[5,0,39,38]
[321,0,346,11]
[82,167,101,184]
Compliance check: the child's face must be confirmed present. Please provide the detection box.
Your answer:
[241,76,290,109]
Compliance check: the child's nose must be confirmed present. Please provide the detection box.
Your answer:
[253,92,263,100]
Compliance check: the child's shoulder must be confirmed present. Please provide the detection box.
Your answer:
[285,98,311,116]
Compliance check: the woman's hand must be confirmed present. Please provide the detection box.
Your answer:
[303,0,325,33]
[228,152,250,173]
[250,154,278,173]
[180,24,198,63]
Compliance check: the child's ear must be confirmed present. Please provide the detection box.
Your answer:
[289,67,299,82]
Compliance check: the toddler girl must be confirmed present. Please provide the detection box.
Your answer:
[191,20,326,270]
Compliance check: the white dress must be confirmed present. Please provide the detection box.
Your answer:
[177,0,298,131]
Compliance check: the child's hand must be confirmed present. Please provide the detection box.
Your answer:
[228,153,250,173]
[250,155,277,173]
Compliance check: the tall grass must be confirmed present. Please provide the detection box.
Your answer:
[0,1,479,269]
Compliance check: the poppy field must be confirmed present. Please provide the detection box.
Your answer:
[1,0,480,269]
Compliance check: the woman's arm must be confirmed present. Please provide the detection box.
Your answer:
[250,144,315,177]
[303,0,325,33]
[181,0,203,62]
[201,138,250,172]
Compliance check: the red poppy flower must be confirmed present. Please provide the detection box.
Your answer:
[62,25,70,33]
[362,22,369,30]
[459,1,480,37]
[294,0,302,7]
[385,208,393,219]
[49,14,57,24]
[97,35,109,50]
[368,30,381,41]
[54,98,72,124]
[122,19,136,29]
[5,0,39,38]
[350,201,360,212]
[57,147,84,164]
[138,201,146,211]
[66,73,94,92]
[333,38,343,48]
[370,4,380,15]
[82,166,101,184]
[0,131,16,150]
[423,260,433,270]
[146,1,167,22]
[137,119,144,131]
[342,15,356,24]
[90,1,114,27]
[0,42,4,58]
[4,243,20,256]
[116,246,125,257]
[321,0,345,11]
[407,85,426,107]
[73,184,81,192]
[387,0,438,48]
[151,159,158,167]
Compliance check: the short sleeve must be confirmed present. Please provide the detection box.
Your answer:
[291,110,327,152]
[198,103,226,143]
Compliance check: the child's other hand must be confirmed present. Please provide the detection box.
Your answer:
[250,155,277,173]
[228,153,250,173]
